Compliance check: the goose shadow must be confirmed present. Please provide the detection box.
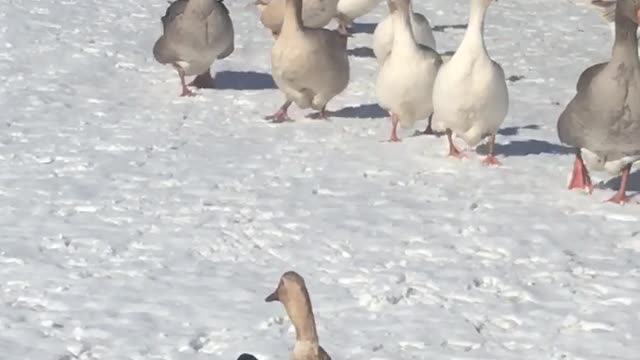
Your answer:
[600,169,640,192]
[497,124,540,136]
[311,103,387,119]
[347,46,375,58]
[214,71,276,90]
[350,22,377,34]
[477,139,573,156]
[432,24,467,32]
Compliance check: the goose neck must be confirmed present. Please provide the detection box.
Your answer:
[463,0,489,45]
[612,11,639,62]
[391,8,417,51]
[291,311,319,342]
[282,294,319,342]
[186,0,214,12]
[282,0,303,33]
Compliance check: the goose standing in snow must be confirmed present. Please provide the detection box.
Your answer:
[266,271,331,360]
[372,0,437,64]
[256,0,339,37]
[267,0,349,122]
[431,0,508,165]
[153,0,234,96]
[557,0,640,204]
[375,0,441,141]
[335,0,381,35]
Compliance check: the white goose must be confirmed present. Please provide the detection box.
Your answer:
[335,0,381,34]
[256,0,339,37]
[153,0,234,96]
[376,0,441,141]
[372,0,436,64]
[268,0,350,122]
[431,0,508,165]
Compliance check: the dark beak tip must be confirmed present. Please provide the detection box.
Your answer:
[265,292,278,302]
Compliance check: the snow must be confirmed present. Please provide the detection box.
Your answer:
[1,0,640,359]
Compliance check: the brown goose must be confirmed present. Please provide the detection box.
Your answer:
[267,0,349,122]
[265,271,332,360]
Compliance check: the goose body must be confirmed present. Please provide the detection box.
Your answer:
[153,0,234,96]
[267,0,349,122]
[375,0,441,141]
[372,0,436,64]
[557,0,640,203]
[431,0,508,164]
[256,0,339,37]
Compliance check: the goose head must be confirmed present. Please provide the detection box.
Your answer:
[265,271,310,309]
[265,271,319,341]
[617,0,640,24]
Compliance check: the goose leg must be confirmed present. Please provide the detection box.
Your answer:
[446,129,465,158]
[337,23,349,35]
[568,150,593,194]
[317,106,329,120]
[336,15,351,36]
[413,114,444,137]
[413,114,435,136]
[387,112,401,142]
[175,67,195,97]
[423,114,435,135]
[606,163,632,204]
[189,68,216,89]
[308,99,330,120]
[266,100,293,123]
[481,134,500,166]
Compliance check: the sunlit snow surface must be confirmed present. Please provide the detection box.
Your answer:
[1,0,639,359]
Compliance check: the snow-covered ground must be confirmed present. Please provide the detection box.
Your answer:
[1,0,640,359]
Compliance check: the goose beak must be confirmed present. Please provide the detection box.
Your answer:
[265,290,279,302]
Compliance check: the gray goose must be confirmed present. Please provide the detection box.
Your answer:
[557,0,640,203]
[153,0,234,96]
